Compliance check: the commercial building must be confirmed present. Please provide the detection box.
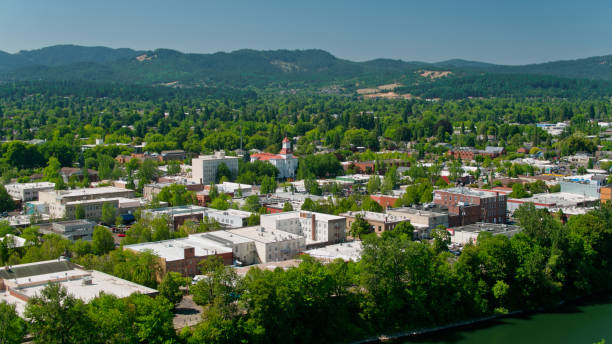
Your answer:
[339,210,405,235]
[434,187,507,225]
[5,182,55,202]
[227,226,306,263]
[0,259,157,316]
[197,231,259,265]
[143,181,204,201]
[142,205,253,230]
[507,192,599,215]
[38,220,96,242]
[260,211,347,245]
[370,194,400,208]
[448,146,505,160]
[124,236,233,277]
[304,241,363,262]
[59,167,99,183]
[448,223,521,245]
[191,151,239,185]
[159,149,186,161]
[386,207,449,238]
[250,138,298,180]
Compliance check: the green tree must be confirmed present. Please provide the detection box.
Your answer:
[166,160,181,176]
[282,202,294,212]
[367,175,381,194]
[24,283,94,344]
[350,214,373,238]
[216,162,233,182]
[158,271,189,306]
[0,301,27,344]
[431,225,451,252]
[156,184,196,207]
[260,175,277,194]
[73,204,85,220]
[0,185,15,212]
[100,202,118,225]
[92,226,115,255]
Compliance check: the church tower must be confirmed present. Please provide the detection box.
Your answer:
[279,137,292,157]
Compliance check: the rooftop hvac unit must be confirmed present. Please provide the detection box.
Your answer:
[82,276,93,286]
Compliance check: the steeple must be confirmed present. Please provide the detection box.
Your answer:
[279,137,292,156]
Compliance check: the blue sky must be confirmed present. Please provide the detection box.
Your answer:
[0,0,610,65]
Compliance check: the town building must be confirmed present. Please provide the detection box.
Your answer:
[434,187,507,225]
[250,138,298,180]
[59,167,99,183]
[159,149,186,161]
[369,194,400,208]
[5,182,55,202]
[226,226,305,263]
[260,211,347,245]
[0,259,157,316]
[142,181,204,201]
[191,151,239,185]
[124,236,233,277]
[36,187,135,220]
[386,207,449,237]
[448,223,521,245]
[448,146,505,160]
[339,210,405,235]
[303,241,363,262]
[141,205,254,230]
[507,192,599,215]
[38,220,96,242]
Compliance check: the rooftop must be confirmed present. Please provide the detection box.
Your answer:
[124,236,232,261]
[5,182,55,190]
[261,211,345,222]
[437,187,500,198]
[387,207,447,218]
[451,222,521,234]
[509,192,599,207]
[304,241,363,262]
[47,186,132,198]
[339,210,404,223]
[227,226,304,244]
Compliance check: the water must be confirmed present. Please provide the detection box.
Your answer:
[399,296,612,344]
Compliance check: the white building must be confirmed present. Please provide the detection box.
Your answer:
[450,223,521,245]
[37,187,135,220]
[250,137,298,180]
[5,182,55,202]
[304,241,363,262]
[0,259,157,316]
[142,205,253,229]
[227,226,305,263]
[191,152,239,185]
[260,211,347,245]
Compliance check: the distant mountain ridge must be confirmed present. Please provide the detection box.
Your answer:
[0,45,611,89]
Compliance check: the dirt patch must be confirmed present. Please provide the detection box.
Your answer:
[136,54,153,62]
[357,88,379,95]
[377,83,403,91]
[420,70,452,79]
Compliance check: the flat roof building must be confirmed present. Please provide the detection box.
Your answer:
[227,226,305,263]
[124,236,233,277]
[0,259,157,316]
[191,152,239,185]
[5,182,55,202]
[304,241,363,262]
[260,211,347,245]
[338,210,405,235]
[449,223,521,245]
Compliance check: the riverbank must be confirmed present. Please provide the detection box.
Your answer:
[350,294,612,344]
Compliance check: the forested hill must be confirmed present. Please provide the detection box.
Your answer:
[436,55,612,81]
[0,45,612,98]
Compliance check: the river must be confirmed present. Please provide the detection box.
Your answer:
[397,296,612,344]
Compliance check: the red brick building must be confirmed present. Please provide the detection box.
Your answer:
[434,187,507,225]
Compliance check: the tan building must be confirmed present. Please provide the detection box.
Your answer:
[339,210,405,235]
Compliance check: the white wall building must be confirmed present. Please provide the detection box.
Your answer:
[250,138,298,180]
[191,152,239,185]
[5,182,55,202]
[260,211,347,245]
[227,226,305,263]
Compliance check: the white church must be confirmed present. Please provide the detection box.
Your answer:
[250,137,298,180]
